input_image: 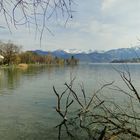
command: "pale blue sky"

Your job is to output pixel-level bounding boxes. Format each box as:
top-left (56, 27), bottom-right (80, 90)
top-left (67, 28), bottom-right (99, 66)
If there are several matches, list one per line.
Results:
top-left (1, 0), bottom-right (140, 51)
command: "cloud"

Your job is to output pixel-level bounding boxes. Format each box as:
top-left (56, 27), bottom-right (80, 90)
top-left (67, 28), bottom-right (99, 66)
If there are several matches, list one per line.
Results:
top-left (1, 0), bottom-right (140, 51)
top-left (101, 0), bottom-right (117, 11)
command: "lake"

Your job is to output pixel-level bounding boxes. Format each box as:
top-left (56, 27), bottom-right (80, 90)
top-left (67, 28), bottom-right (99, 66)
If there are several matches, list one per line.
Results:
top-left (0, 63), bottom-right (140, 140)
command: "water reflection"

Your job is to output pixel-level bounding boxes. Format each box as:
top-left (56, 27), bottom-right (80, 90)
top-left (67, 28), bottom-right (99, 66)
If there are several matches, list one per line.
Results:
top-left (6, 68), bottom-right (21, 90)
top-left (0, 64), bottom-right (140, 139)
top-left (0, 65), bottom-right (79, 140)
top-left (0, 68), bottom-right (21, 91)
top-left (0, 65), bottom-right (78, 93)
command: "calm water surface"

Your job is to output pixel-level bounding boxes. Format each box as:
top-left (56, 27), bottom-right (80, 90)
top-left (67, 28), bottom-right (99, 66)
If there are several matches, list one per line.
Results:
top-left (0, 64), bottom-right (140, 140)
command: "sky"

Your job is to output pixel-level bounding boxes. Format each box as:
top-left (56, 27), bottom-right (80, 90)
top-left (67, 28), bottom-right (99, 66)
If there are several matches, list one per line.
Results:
top-left (1, 0), bottom-right (140, 51)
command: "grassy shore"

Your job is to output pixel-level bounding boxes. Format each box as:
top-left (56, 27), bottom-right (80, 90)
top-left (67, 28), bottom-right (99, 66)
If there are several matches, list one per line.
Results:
top-left (0, 63), bottom-right (66, 69)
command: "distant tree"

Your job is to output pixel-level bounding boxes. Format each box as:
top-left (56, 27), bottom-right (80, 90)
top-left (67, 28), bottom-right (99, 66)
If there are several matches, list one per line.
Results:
top-left (45, 53), bottom-right (54, 64)
top-left (20, 51), bottom-right (38, 64)
top-left (65, 55), bottom-right (78, 65)
top-left (71, 55), bottom-right (74, 60)
top-left (54, 56), bottom-right (59, 65)
top-left (53, 56), bottom-right (64, 65)
top-left (0, 41), bottom-right (21, 65)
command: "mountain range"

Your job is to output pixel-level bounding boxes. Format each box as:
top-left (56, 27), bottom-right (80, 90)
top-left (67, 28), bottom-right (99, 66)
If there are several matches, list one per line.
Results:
top-left (32, 46), bottom-right (140, 63)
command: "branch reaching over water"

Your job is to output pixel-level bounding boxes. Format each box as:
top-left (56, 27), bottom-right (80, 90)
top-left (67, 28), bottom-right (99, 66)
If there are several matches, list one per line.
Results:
top-left (53, 70), bottom-right (140, 140)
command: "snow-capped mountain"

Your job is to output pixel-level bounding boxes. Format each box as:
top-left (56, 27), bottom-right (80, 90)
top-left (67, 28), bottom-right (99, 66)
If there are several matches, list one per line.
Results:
top-left (63, 49), bottom-right (105, 54)
top-left (64, 49), bottom-right (85, 54)
top-left (32, 46), bottom-right (140, 63)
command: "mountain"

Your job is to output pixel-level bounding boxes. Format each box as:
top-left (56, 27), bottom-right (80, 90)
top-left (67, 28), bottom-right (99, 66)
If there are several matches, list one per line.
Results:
top-left (33, 50), bottom-right (49, 55)
top-left (32, 46), bottom-right (140, 63)
top-left (64, 49), bottom-right (85, 54)
top-left (105, 47), bottom-right (140, 60)
top-left (33, 49), bottom-right (71, 59)
top-left (51, 49), bottom-right (71, 58)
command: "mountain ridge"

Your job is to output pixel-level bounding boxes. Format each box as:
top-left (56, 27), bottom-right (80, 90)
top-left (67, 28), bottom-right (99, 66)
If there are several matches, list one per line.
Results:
top-left (31, 46), bottom-right (140, 63)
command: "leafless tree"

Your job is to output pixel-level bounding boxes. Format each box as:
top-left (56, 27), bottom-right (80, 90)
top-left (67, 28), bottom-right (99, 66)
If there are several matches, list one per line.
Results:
top-left (0, 0), bottom-right (75, 42)
top-left (53, 68), bottom-right (140, 140)
top-left (0, 41), bottom-right (21, 65)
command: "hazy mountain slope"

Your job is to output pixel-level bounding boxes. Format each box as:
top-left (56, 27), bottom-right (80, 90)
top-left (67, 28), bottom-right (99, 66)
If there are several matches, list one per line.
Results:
top-left (32, 46), bottom-right (140, 63)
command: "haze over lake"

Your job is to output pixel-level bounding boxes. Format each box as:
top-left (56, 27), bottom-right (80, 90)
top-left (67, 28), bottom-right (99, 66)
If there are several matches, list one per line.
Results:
top-left (0, 64), bottom-right (139, 139)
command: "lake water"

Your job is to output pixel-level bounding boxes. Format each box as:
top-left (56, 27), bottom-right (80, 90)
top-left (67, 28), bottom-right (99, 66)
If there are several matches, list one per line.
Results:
top-left (0, 64), bottom-right (140, 140)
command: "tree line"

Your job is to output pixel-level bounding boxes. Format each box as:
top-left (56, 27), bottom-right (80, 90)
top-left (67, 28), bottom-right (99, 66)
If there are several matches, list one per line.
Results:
top-left (0, 41), bottom-right (78, 66)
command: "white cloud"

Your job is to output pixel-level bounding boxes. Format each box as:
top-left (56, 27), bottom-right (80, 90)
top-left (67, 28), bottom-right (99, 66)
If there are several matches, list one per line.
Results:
top-left (101, 0), bottom-right (117, 11)
top-left (1, 0), bottom-right (140, 51)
